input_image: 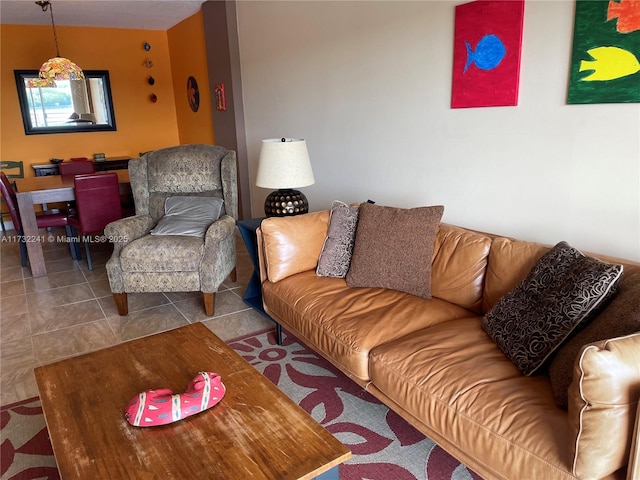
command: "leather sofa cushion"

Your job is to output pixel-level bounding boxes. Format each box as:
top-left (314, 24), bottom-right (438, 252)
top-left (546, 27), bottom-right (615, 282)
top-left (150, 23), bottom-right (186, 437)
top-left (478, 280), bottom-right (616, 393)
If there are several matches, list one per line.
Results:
top-left (369, 319), bottom-right (572, 479)
top-left (568, 333), bottom-right (640, 479)
top-left (482, 236), bottom-right (549, 313)
top-left (261, 210), bottom-right (330, 283)
top-left (431, 224), bottom-right (491, 315)
top-left (261, 271), bottom-right (474, 381)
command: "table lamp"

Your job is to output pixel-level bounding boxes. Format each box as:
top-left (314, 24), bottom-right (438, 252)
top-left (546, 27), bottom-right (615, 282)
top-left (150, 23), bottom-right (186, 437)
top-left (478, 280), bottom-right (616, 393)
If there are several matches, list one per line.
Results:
top-left (256, 138), bottom-right (315, 217)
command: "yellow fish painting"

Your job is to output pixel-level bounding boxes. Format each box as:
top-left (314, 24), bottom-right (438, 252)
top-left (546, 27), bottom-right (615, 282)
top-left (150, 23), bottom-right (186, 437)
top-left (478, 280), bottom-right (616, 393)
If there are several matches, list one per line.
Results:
top-left (579, 46), bottom-right (640, 80)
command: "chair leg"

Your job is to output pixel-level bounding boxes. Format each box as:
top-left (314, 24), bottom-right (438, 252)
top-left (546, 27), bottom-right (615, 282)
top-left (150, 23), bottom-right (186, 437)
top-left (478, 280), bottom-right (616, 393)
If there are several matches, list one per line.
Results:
top-left (113, 292), bottom-right (128, 316)
top-left (69, 226), bottom-right (82, 260)
top-left (19, 236), bottom-right (28, 267)
top-left (203, 292), bottom-right (215, 317)
top-left (84, 241), bottom-right (93, 270)
top-left (64, 225), bottom-right (78, 260)
top-left (230, 267), bottom-right (237, 283)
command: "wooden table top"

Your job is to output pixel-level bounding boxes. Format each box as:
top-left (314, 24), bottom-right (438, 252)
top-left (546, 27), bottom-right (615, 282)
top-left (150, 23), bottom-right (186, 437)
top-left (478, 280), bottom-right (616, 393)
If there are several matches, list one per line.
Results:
top-left (34, 323), bottom-right (350, 479)
top-left (15, 169), bottom-right (129, 193)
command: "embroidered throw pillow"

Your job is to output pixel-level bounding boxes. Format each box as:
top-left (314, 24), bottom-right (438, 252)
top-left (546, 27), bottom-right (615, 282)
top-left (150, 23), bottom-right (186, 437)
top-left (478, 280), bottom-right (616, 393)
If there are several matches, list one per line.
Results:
top-left (316, 201), bottom-right (360, 278)
top-left (346, 203), bottom-right (444, 299)
top-left (481, 241), bottom-right (623, 376)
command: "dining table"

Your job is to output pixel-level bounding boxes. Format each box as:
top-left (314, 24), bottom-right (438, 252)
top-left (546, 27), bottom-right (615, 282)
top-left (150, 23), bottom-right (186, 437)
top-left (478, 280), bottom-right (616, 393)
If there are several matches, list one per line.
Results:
top-left (15, 170), bottom-right (130, 278)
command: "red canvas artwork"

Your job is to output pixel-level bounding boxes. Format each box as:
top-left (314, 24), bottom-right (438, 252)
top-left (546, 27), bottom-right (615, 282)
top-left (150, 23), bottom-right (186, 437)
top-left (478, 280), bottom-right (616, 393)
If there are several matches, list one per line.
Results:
top-left (451, 0), bottom-right (525, 108)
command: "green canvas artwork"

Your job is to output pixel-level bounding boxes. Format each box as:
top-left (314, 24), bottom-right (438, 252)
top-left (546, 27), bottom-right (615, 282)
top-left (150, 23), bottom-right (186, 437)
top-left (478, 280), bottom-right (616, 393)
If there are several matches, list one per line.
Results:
top-left (567, 0), bottom-right (640, 104)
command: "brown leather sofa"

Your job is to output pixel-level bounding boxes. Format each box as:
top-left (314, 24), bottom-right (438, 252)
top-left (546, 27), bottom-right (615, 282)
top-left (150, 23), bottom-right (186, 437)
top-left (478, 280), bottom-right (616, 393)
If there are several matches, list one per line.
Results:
top-left (255, 209), bottom-right (640, 480)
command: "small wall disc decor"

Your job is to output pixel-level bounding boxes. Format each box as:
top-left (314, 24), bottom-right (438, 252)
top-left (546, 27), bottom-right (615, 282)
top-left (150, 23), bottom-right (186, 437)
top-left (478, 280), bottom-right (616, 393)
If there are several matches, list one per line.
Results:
top-left (187, 76), bottom-right (200, 112)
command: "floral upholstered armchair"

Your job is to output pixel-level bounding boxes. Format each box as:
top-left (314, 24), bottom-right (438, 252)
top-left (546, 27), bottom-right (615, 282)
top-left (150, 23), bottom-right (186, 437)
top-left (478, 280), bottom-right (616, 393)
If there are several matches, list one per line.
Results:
top-left (104, 144), bottom-right (238, 317)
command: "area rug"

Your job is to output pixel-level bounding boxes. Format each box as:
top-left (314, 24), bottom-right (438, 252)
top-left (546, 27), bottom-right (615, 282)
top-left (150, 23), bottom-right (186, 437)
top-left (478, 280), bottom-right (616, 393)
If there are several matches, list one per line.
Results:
top-left (1, 328), bottom-right (482, 480)
top-left (228, 329), bottom-right (482, 480)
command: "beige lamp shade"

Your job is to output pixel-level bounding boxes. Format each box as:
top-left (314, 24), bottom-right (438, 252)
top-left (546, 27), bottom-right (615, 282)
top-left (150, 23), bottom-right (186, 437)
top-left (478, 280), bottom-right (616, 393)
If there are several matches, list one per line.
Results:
top-left (256, 138), bottom-right (315, 189)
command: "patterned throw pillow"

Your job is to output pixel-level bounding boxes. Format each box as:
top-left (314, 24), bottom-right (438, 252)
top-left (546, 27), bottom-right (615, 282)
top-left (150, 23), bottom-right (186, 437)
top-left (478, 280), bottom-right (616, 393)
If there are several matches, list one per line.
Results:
top-left (548, 271), bottom-right (640, 409)
top-left (346, 203), bottom-right (444, 299)
top-left (316, 201), bottom-right (360, 278)
top-left (481, 241), bottom-right (623, 376)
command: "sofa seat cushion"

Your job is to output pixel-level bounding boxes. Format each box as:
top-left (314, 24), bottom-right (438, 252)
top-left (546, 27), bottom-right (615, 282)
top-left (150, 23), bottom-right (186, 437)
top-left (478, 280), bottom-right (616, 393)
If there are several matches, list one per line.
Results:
top-left (120, 234), bottom-right (204, 273)
top-left (369, 319), bottom-right (573, 480)
top-left (262, 271), bottom-right (474, 381)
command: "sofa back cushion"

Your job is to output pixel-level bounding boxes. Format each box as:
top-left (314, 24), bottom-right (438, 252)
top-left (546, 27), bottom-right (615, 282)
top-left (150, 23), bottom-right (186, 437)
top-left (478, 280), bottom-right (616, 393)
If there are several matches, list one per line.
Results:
top-left (261, 210), bottom-right (330, 283)
top-left (482, 236), bottom-right (549, 314)
top-left (567, 333), bottom-right (640, 479)
top-left (430, 224), bottom-right (492, 314)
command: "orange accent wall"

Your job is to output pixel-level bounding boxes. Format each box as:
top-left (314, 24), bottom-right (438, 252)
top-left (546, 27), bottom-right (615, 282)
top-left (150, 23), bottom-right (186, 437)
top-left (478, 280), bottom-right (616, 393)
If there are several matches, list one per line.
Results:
top-left (0, 24), bottom-right (184, 176)
top-left (168, 11), bottom-right (215, 145)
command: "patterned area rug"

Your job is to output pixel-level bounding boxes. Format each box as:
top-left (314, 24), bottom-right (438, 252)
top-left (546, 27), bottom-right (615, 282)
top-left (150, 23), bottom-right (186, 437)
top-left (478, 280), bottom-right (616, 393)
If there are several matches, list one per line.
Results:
top-left (229, 329), bottom-right (482, 480)
top-left (1, 329), bottom-right (482, 480)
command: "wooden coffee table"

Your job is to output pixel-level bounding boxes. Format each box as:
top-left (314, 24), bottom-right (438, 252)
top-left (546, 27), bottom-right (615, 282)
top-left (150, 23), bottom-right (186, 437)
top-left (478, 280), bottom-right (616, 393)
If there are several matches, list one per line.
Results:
top-left (34, 323), bottom-right (350, 479)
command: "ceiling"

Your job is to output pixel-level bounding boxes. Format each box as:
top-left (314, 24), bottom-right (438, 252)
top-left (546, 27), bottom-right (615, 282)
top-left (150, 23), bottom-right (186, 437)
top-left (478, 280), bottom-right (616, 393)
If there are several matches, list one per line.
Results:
top-left (0, 0), bottom-right (208, 30)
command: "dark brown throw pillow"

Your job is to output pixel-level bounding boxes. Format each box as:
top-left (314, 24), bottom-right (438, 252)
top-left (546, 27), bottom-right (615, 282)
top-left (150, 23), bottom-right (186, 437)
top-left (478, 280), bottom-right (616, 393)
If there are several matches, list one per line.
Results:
top-left (548, 271), bottom-right (640, 409)
top-left (345, 203), bottom-right (444, 299)
top-left (482, 241), bottom-right (623, 376)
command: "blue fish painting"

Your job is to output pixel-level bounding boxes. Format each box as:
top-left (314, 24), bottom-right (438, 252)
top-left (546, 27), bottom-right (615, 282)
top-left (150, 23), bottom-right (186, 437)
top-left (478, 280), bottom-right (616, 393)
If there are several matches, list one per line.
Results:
top-left (464, 34), bottom-right (507, 73)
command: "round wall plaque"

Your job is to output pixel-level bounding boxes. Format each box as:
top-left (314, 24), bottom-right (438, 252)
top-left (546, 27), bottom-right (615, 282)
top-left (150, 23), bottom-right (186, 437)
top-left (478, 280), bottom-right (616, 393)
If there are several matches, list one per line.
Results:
top-left (187, 76), bottom-right (200, 112)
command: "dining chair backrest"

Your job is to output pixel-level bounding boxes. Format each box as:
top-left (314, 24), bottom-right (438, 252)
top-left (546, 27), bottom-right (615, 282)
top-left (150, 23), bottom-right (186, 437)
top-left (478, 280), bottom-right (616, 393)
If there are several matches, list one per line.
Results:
top-left (59, 161), bottom-right (96, 177)
top-left (0, 161), bottom-right (25, 179)
top-left (73, 173), bottom-right (122, 234)
top-left (0, 172), bottom-right (22, 231)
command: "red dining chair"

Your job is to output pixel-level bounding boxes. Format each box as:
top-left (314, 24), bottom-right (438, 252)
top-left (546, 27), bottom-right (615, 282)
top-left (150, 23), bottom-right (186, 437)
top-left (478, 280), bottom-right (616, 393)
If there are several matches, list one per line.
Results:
top-left (59, 160), bottom-right (95, 177)
top-left (68, 173), bottom-right (122, 270)
top-left (0, 172), bottom-right (76, 267)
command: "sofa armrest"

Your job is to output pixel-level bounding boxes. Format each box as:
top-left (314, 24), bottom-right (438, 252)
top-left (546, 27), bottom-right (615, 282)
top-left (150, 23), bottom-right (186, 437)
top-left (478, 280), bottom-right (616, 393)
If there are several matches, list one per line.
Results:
top-left (105, 214), bottom-right (154, 254)
top-left (628, 401), bottom-right (640, 480)
top-left (257, 226), bottom-right (268, 284)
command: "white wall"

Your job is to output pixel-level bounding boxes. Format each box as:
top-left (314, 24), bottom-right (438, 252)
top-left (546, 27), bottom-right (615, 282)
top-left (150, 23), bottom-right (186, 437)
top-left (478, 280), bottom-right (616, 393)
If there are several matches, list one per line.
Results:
top-left (236, 0), bottom-right (640, 261)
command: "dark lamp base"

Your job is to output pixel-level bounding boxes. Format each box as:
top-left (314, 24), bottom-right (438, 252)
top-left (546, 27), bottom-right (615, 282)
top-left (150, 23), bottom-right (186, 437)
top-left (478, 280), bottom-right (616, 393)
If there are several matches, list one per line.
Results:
top-left (264, 189), bottom-right (309, 217)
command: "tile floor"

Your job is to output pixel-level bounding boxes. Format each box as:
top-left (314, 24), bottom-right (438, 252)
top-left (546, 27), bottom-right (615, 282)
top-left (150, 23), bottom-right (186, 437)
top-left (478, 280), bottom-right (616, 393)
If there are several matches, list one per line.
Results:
top-left (0, 227), bottom-right (273, 405)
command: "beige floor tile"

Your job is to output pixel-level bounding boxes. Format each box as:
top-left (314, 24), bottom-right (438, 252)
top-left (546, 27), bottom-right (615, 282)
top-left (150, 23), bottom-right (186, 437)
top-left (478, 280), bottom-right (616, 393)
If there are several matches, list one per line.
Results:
top-left (106, 304), bottom-right (190, 342)
top-left (26, 283), bottom-right (95, 311)
top-left (35, 257), bottom-right (80, 275)
top-left (0, 312), bottom-right (31, 343)
top-left (173, 289), bottom-right (249, 322)
top-left (1, 266), bottom-right (24, 283)
top-left (1, 294), bottom-right (28, 318)
top-left (32, 320), bottom-right (118, 365)
top-left (24, 269), bottom-right (87, 293)
top-left (88, 278), bottom-right (113, 298)
top-left (1, 279), bottom-right (25, 298)
top-left (203, 309), bottom-right (275, 341)
top-left (98, 292), bottom-right (171, 317)
top-left (1, 335), bottom-right (35, 370)
top-left (29, 299), bottom-right (106, 335)
top-left (1, 366), bottom-right (38, 405)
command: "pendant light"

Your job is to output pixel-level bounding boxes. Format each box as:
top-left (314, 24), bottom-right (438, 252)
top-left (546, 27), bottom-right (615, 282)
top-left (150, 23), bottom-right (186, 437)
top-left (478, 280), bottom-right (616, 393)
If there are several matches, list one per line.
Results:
top-left (34, 0), bottom-right (84, 85)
